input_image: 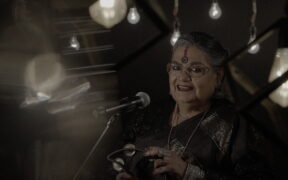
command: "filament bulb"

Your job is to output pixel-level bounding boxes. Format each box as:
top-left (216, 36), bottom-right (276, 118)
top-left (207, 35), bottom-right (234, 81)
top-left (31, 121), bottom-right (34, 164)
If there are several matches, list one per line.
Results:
top-left (248, 35), bottom-right (260, 54)
top-left (248, 43), bottom-right (260, 54)
top-left (209, 2), bottom-right (222, 19)
top-left (127, 7), bottom-right (140, 24)
top-left (70, 35), bottom-right (80, 50)
top-left (170, 29), bottom-right (180, 46)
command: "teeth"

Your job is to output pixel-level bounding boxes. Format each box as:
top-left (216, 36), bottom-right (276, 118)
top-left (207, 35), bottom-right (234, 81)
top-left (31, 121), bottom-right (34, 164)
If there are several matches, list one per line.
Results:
top-left (177, 85), bottom-right (192, 90)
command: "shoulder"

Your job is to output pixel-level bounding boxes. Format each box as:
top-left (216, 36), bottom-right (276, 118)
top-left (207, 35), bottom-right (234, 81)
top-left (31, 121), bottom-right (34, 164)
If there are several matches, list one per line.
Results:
top-left (200, 98), bottom-right (239, 154)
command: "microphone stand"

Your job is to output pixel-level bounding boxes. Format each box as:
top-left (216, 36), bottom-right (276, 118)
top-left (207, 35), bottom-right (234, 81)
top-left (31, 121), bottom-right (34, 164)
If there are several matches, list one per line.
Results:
top-left (72, 113), bottom-right (120, 180)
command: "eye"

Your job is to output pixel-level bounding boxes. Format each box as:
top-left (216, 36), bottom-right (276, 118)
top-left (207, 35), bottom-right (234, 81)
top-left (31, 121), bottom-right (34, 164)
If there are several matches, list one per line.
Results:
top-left (171, 64), bottom-right (181, 71)
top-left (190, 66), bottom-right (205, 74)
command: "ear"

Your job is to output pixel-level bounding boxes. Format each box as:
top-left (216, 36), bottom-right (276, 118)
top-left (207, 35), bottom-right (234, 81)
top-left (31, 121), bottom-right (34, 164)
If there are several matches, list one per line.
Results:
top-left (166, 63), bottom-right (171, 73)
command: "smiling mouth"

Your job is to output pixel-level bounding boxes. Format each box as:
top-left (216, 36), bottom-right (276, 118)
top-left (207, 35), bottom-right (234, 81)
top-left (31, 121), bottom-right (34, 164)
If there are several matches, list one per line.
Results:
top-left (177, 85), bottom-right (193, 91)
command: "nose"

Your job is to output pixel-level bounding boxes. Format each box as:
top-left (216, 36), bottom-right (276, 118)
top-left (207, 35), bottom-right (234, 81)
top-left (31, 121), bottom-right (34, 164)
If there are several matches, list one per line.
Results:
top-left (178, 70), bottom-right (191, 81)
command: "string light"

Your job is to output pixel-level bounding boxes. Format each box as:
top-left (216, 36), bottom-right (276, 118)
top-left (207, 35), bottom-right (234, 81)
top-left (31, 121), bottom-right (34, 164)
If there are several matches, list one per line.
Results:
top-left (70, 35), bottom-right (80, 50)
top-left (170, 0), bottom-right (181, 46)
top-left (127, 7), bottom-right (140, 24)
top-left (248, 0), bottom-right (260, 54)
top-left (209, 0), bottom-right (222, 20)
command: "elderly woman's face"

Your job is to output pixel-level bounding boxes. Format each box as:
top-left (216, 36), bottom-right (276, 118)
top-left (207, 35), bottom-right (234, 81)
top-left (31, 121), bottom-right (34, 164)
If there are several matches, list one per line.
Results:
top-left (168, 45), bottom-right (222, 106)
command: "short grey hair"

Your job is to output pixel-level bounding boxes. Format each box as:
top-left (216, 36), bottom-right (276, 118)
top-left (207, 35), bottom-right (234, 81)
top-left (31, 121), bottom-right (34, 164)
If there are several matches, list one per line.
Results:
top-left (173, 32), bottom-right (228, 67)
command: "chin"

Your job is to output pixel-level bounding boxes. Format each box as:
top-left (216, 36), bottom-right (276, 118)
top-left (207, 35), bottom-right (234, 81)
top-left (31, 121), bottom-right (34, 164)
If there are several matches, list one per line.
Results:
top-left (175, 96), bottom-right (197, 104)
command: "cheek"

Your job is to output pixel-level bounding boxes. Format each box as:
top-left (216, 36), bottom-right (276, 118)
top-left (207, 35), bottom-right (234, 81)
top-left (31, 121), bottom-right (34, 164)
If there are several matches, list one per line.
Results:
top-left (194, 76), bottom-right (217, 95)
top-left (168, 74), bottom-right (176, 88)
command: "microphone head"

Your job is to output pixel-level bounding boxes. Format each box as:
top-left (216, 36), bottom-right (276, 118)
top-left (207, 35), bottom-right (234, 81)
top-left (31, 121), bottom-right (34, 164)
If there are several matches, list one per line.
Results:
top-left (136, 92), bottom-right (150, 109)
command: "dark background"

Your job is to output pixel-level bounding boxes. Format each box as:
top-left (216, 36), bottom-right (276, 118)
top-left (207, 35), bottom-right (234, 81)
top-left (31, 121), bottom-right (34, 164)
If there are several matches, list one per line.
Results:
top-left (0, 0), bottom-right (288, 179)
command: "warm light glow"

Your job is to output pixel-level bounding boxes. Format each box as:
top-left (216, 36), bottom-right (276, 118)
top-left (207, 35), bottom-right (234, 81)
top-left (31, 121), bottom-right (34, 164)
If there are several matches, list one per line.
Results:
top-left (70, 35), bottom-right (80, 50)
top-left (36, 92), bottom-right (51, 101)
top-left (170, 29), bottom-right (180, 46)
top-left (268, 48), bottom-right (288, 107)
top-left (24, 53), bottom-right (65, 105)
top-left (209, 2), bottom-right (222, 19)
top-left (127, 7), bottom-right (140, 24)
top-left (248, 43), bottom-right (260, 54)
top-left (99, 0), bottom-right (116, 8)
top-left (89, 0), bottom-right (127, 28)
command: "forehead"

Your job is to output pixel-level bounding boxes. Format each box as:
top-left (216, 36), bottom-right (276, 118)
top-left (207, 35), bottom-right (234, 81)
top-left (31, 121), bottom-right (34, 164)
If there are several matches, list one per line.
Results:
top-left (172, 45), bottom-right (211, 65)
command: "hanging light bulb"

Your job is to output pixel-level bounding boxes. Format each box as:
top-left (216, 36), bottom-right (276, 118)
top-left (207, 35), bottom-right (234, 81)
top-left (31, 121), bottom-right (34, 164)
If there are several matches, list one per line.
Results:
top-left (70, 35), bottom-right (80, 50)
top-left (127, 7), bottom-right (140, 24)
top-left (209, 1), bottom-right (222, 19)
top-left (171, 0), bottom-right (181, 46)
top-left (268, 48), bottom-right (288, 107)
top-left (170, 29), bottom-right (180, 46)
top-left (23, 53), bottom-right (65, 106)
top-left (89, 0), bottom-right (127, 28)
top-left (248, 0), bottom-right (259, 54)
top-left (248, 36), bottom-right (260, 54)
top-left (248, 43), bottom-right (260, 54)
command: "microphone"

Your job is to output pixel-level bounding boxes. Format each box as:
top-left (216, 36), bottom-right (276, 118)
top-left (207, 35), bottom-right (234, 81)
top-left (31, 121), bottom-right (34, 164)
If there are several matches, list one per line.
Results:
top-left (95, 92), bottom-right (150, 115)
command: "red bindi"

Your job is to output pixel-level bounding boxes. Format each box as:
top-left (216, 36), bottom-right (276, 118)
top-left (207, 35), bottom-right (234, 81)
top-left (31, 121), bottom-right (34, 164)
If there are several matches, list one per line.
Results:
top-left (181, 46), bottom-right (189, 63)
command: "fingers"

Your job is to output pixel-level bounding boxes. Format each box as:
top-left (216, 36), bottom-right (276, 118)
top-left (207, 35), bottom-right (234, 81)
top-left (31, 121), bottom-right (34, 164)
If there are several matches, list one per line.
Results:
top-left (154, 159), bottom-right (167, 168)
top-left (153, 165), bottom-right (172, 174)
top-left (143, 146), bottom-right (187, 176)
top-left (144, 147), bottom-right (172, 157)
top-left (143, 146), bottom-right (161, 157)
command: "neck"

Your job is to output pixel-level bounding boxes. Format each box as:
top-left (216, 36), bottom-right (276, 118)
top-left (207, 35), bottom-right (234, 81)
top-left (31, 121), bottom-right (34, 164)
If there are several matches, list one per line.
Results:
top-left (171, 101), bottom-right (211, 127)
top-left (177, 101), bottom-right (210, 119)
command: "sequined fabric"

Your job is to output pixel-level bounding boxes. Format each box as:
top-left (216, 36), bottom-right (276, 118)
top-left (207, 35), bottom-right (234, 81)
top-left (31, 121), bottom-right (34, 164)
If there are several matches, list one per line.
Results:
top-left (200, 112), bottom-right (234, 154)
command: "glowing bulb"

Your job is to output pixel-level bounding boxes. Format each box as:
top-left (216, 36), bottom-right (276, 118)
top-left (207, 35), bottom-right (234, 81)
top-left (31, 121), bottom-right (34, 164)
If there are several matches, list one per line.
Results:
top-left (170, 30), bottom-right (180, 46)
top-left (99, 0), bottom-right (116, 8)
top-left (127, 7), bottom-right (140, 24)
top-left (276, 71), bottom-right (282, 77)
top-left (248, 43), bottom-right (260, 54)
top-left (70, 35), bottom-right (80, 50)
top-left (268, 48), bottom-right (288, 107)
top-left (209, 2), bottom-right (222, 19)
top-left (89, 0), bottom-right (127, 28)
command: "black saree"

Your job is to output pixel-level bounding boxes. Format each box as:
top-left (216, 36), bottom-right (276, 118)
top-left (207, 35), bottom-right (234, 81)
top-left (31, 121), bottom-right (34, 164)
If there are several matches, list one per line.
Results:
top-left (121, 97), bottom-right (273, 180)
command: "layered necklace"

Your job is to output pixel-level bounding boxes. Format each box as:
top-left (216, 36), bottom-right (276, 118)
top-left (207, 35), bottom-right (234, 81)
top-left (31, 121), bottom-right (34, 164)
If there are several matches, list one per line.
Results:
top-left (167, 104), bottom-right (210, 153)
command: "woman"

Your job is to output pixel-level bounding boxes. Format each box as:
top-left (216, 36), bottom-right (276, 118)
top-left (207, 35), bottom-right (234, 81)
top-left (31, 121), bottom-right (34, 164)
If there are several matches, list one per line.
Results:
top-left (117, 32), bottom-right (271, 180)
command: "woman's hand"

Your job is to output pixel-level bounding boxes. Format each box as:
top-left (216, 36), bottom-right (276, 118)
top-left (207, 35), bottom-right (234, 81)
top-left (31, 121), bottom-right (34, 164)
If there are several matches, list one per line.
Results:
top-left (144, 146), bottom-right (187, 178)
top-left (116, 172), bottom-right (139, 180)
